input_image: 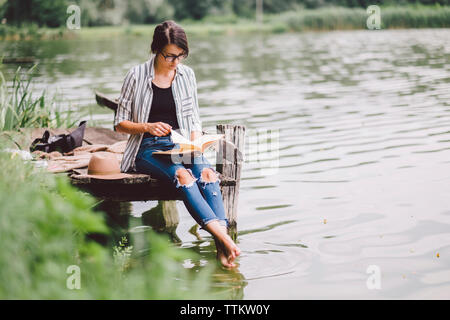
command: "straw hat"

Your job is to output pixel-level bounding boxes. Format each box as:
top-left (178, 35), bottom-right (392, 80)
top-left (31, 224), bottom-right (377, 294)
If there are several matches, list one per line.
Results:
top-left (80, 152), bottom-right (133, 180)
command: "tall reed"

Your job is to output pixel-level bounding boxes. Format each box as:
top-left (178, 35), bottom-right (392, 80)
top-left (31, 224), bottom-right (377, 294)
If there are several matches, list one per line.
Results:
top-left (272, 6), bottom-right (450, 31)
top-left (0, 63), bottom-right (79, 131)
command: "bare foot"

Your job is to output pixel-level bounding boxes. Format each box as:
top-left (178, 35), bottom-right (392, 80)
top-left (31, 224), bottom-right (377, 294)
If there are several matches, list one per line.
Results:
top-left (215, 228), bottom-right (241, 268)
top-left (205, 221), bottom-right (241, 268)
top-left (214, 238), bottom-right (236, 268)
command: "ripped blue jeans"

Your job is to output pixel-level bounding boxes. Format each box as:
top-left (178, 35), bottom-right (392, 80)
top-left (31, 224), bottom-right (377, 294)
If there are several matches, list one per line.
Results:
top-left (135, 133), bottom-right (228, 229)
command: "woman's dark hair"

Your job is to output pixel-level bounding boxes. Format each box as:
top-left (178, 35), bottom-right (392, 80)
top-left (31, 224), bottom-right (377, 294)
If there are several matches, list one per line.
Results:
top-left (150, 20), bottom-right (189, 57)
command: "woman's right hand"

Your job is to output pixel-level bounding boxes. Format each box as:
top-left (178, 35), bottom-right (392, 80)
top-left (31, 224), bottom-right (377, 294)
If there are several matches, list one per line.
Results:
top-left (143, 122), bottom-right (172, 136)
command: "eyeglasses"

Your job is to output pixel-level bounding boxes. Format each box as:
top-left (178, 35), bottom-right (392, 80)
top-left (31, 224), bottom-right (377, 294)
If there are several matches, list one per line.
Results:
top-left (160, 51), bottom-right (187, 63)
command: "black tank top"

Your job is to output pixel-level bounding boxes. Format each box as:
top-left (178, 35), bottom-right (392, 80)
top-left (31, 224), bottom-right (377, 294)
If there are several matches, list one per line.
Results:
top-left (143, 81), bottom-right (180, 139)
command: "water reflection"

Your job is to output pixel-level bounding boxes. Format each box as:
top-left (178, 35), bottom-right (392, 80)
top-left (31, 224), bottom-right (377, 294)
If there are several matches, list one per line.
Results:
top-left (91, 200), bottom-right (132, 247)
top-left (97, 199), bottom-right (248, 299)
top-left (182, 239), bottom-right (248, 300)
top-left (140, 201), bottom-right (181, 244)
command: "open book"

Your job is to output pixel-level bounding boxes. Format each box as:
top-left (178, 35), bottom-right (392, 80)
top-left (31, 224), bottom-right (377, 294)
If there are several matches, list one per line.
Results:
top-left (152, 129), bottom-right (225, 156)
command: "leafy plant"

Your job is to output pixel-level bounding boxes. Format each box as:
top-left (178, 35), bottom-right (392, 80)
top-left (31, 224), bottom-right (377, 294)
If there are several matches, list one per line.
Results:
top-left (113, 236), bottom-right (134, 273)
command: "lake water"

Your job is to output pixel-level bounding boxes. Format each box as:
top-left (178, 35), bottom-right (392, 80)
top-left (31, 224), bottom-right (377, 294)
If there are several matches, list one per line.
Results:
top-left (2, 28), bottom-right (450, 299)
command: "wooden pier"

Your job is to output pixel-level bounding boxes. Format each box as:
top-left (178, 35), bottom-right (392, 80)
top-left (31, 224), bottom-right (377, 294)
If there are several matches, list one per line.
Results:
top-left (68, 92), bottom-right (245, 239)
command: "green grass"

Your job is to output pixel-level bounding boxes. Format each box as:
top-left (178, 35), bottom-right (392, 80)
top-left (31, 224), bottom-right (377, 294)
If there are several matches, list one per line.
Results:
top-left (0, 132), bottom-right (217, 299)
top-left (0, 23), bottom-right (67, 40)
top-left (0, 64), bottom-right (81, 131)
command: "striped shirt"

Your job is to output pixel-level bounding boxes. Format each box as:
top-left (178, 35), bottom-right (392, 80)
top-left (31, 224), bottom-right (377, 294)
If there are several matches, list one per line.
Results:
top-left (114, 54), bottom-right (203, 173)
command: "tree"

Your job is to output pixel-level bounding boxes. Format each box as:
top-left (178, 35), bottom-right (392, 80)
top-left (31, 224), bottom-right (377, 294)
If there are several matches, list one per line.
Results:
top-left (2, 0), bottom-right (68, 27)
top-left (168, 0), bottom-right (215, 20)
top-left (126, 0), bottom-right (174, 24)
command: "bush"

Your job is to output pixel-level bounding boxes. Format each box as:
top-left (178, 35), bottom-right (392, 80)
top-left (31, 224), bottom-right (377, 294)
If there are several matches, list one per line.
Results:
top-left (0, 133), bottom-right (215, 299)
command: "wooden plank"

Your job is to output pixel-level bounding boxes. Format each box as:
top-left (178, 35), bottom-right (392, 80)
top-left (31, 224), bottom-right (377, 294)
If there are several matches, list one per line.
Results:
top-left (72, 181), bottom-right (182, 201)
top-left (95, 91), bottom-right (118, 111)
top-left (2, 57), bottom-right (35, 64)
top-left (70, 179), bottom-right (236, 201)
top-left (216, 124), bottom-right (245, 240)
top-left (69, 168), bottom-right (235, 185)
top-left (69, 170), bottom-right (236, 202)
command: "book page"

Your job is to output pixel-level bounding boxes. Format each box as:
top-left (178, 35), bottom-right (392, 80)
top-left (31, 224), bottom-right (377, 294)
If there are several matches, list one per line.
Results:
top-left (170, 129), bottom-right (193, 146)
top-left (193, 134), bottom-right (225, 148)
top-left (168, 130), bottom-right (224, 152)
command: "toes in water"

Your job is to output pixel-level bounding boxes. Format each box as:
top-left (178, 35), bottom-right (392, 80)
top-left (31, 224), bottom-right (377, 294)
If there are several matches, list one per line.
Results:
top-left (215, 238), bottom-right (237, 268)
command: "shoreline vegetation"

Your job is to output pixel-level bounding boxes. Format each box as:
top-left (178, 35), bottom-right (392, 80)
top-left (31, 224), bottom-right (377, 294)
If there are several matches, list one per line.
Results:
top-left (0, 64), bottom-right (218, 299)
top-left (0, 65), bottom-right (81, 131)
top-left (0, 5), bottom-right (449, 40)
top-left (0, 137), bottom-right (216, 298)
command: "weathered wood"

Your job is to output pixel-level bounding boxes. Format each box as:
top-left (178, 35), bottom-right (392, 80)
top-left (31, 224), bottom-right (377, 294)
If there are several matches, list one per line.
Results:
top-left (216, 124), bottom-right (245, 240)
top-left (2, 56), bottom-right (35, 64)
top-left (95, 91), bottom-right (118, 112)
top-left (129, 200), bottom-right (181, 255)
top-left (141, 201), bottom-right (181, 243)
top-left (161, 201), bottom-right (179, 230)
top-left (70, 168), bottom-right (235, 185)
top-left (69, 169), bottom-right (236, 202)
top-left (215, 138), bottom-right (243, 164)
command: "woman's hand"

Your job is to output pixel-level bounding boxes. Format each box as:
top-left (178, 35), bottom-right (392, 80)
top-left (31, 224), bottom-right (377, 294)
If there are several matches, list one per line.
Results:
top-left (143, 122), bottom-right (172, 136)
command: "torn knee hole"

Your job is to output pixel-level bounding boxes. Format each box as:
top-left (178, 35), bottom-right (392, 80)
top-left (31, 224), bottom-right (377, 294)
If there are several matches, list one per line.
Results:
top-left (200, 167), bottom-right (218, 183)
top-left (174, 168), bottom-right (197, 188)
top-left (199, 168), bottom-right (221, 189)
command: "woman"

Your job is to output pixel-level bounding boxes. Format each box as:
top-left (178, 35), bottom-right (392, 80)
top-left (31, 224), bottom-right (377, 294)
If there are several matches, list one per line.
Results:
top-left (114, 20), bottom-right (241, 268)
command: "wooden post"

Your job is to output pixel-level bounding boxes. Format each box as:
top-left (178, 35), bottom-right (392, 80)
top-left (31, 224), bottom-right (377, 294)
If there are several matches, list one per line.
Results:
top-left (91, 199), bottom-right (132, 247)
top-left (216, 124), bottom-right (245, 240)
top-left (141, 200), bottom-right (181, 243)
